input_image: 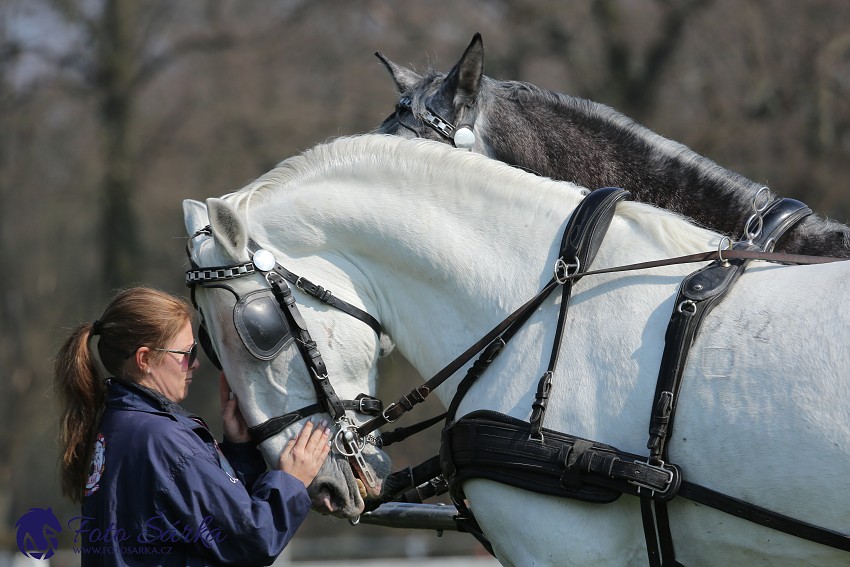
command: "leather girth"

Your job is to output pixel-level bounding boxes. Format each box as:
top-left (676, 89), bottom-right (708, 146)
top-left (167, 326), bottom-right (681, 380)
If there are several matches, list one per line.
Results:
top-left (441, 410), bottom-right (681, 503)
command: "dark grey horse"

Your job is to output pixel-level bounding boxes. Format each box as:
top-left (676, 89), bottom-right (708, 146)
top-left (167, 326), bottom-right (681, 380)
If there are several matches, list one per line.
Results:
top-left (375, 34), bottom-right (850, 258)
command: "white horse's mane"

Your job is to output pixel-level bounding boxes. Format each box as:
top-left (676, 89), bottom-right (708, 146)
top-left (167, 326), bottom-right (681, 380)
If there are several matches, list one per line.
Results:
top-left (225, 135), bottom-right (718, 257)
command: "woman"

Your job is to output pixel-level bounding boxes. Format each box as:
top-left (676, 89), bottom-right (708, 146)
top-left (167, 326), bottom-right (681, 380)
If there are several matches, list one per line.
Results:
top-left (56, 287), bottom-right (328, 566)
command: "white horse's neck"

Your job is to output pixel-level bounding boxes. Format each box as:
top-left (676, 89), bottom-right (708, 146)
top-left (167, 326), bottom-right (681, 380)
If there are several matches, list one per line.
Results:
top-left (234, 135), bottom-right (716, 439)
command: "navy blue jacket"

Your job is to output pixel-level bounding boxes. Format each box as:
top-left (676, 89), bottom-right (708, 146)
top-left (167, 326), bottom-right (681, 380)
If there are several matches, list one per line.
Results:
top-left (77, 379), bottom-right (311, 566)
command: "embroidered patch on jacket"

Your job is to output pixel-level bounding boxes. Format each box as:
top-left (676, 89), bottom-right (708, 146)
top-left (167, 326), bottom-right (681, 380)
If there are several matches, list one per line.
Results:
top-left (84, 433), bottom-right (106, 497)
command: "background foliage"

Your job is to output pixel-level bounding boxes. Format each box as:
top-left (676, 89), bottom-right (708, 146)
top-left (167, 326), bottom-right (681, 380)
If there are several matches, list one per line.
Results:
top-left (1, 0), bottom-right (848, 559)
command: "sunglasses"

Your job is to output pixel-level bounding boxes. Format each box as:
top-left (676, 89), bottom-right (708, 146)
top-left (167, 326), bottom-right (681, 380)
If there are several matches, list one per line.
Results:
top-left (154, 340), bottom-right (198, 371)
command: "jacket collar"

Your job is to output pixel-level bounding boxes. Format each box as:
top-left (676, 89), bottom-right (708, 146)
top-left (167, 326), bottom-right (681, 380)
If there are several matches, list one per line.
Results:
top-left (106, 378), bottom-right (200, 424)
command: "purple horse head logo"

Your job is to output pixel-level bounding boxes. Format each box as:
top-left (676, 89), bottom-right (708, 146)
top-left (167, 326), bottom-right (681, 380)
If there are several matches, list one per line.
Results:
top-left (15, 507), bottom-right (62, 559)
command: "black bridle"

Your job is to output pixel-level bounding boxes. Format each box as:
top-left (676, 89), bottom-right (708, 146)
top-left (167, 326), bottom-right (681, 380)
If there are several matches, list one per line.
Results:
top-left (394, 96), bottom-right (476, 150)
top-left (185, 227), bottom-right (385, 492)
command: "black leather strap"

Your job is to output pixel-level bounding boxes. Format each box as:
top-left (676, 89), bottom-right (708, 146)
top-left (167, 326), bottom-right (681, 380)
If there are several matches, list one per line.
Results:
top-left (272, 263), bottom-right (383, 337)
top-left (679, 481), bottom-right (850, 551)
top-left (266, 271), bottom-right (344, 421)
top-left (529, 188), bottom-right (630, 439)
top-left (248, 396), bottom-right (383, 443)
top-left (358, 188), bottom-right (630, 439)
top-left (643, 198), bottom-right (814, 565)
top-left (247, 237), bottom-right (383, 336)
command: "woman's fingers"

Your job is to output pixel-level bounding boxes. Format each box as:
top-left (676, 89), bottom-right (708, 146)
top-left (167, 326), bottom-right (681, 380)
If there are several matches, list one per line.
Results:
top-left (279, 420), bottom-right (332, 487)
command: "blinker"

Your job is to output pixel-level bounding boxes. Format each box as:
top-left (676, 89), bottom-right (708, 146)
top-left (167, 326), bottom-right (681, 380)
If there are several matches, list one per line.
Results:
top-left (198, 323), bottom-right (223, 370)
top-left (234, 290), bottom-right (293, 360)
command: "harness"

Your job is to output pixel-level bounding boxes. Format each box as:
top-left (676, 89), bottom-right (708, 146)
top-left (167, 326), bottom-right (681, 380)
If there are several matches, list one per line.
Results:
top-left (439, 191), bottom-right (850, 563)
top-left (395, 96), bottom-right (476, 150)
top-left (367, 188), bottom-right (848, 562)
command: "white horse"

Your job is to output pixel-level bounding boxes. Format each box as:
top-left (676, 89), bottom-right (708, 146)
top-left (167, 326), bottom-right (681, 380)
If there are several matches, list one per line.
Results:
top-left (183, 134), bottom-right (850, 566)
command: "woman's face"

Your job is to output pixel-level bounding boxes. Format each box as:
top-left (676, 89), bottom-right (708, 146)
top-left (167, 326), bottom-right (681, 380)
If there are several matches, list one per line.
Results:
top-left (142, 320), bottom-right (199, 403)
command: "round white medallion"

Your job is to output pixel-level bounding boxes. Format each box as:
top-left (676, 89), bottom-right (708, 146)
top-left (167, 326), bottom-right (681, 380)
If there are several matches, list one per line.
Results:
top-left (453, 126), bottom-right (476, 150)
top-left (252, 249), bottom-right (276, 271)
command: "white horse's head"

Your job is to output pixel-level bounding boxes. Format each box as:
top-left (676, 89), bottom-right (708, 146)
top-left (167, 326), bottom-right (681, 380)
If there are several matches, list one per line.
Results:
top-left (183, 196), bottom-right (392, 518)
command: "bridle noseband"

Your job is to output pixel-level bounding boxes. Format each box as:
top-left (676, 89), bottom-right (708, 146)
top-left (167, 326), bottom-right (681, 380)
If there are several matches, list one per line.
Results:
top-left (185, 227), bottom-right (384, 492)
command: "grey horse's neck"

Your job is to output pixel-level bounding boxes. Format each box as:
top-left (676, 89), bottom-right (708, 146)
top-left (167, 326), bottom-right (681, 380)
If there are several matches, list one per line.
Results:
top-left (480, 80), bottom-right (850, 257)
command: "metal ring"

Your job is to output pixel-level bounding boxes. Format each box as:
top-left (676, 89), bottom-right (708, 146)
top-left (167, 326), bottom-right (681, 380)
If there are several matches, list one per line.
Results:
top-left (717, 236), bottom-right (732, 263)
top-left (333, 425), bottom-right (365, 456)
top-left (677, 300), bottom-right (697, 315)
top-left (763, 238), bottom-right (777, 253)
top-left (554, 257), bottom-right (580, 285)
top-left (743, 212), bottom-right (764, 242)
top-left (752, 186), bottom-right (771, 213)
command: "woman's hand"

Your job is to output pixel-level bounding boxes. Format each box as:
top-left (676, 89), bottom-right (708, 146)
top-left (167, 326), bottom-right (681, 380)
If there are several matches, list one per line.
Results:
top-left (220, 373), bottom-right (251, 443)
top-left (278, 420), bottom-right (331, 488)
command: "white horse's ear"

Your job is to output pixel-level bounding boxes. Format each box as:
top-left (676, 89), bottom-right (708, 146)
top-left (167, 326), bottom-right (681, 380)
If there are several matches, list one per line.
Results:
top-left (207, 198), bottom-right (248, 261)
top-left (376, 51), bottom-right (422, 93)
top-left (183, 199), bottom-right (210, 236)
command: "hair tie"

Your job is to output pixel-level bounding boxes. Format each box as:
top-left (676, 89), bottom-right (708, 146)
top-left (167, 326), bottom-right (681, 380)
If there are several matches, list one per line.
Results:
top-left (91, 320), bottom-right (103, 336)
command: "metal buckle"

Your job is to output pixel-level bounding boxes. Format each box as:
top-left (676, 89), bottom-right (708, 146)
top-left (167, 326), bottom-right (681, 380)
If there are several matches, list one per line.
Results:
top-left (381, 402), bottom-right (400, 423)
top-left (483, 338), bottom-right (506, 363)
top-left (310, 367), bottom-right (329, 382)
top-left (629, 461), bottom-right (675, 497)
top-left (357, 396), bottom-right (380, 414)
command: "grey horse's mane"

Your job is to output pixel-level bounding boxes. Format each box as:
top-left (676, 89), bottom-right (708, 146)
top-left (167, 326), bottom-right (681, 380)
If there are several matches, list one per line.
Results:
top-left (493, 78), bottom-right (761, 201)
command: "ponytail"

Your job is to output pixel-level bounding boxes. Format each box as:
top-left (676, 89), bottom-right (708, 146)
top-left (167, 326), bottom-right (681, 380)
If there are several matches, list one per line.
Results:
top-left (56, 323), bottom-right (105, 502)
top-left (55, 287), bottom-right (192, 502)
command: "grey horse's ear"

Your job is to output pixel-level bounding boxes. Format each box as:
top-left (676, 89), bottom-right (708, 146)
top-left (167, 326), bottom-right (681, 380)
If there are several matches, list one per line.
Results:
top-left (445, 33), bottom-right (484, 106)
top-left (376, 51), bottom-right (423, 93)
top-left (207, 198), bottom-right (248, 262)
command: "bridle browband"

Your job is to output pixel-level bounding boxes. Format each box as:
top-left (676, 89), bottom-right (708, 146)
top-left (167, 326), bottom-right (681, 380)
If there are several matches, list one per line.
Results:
top-left (395, 96), bottom-right (476, 150)
top-left (185, 227), bottom-right (385, 492)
